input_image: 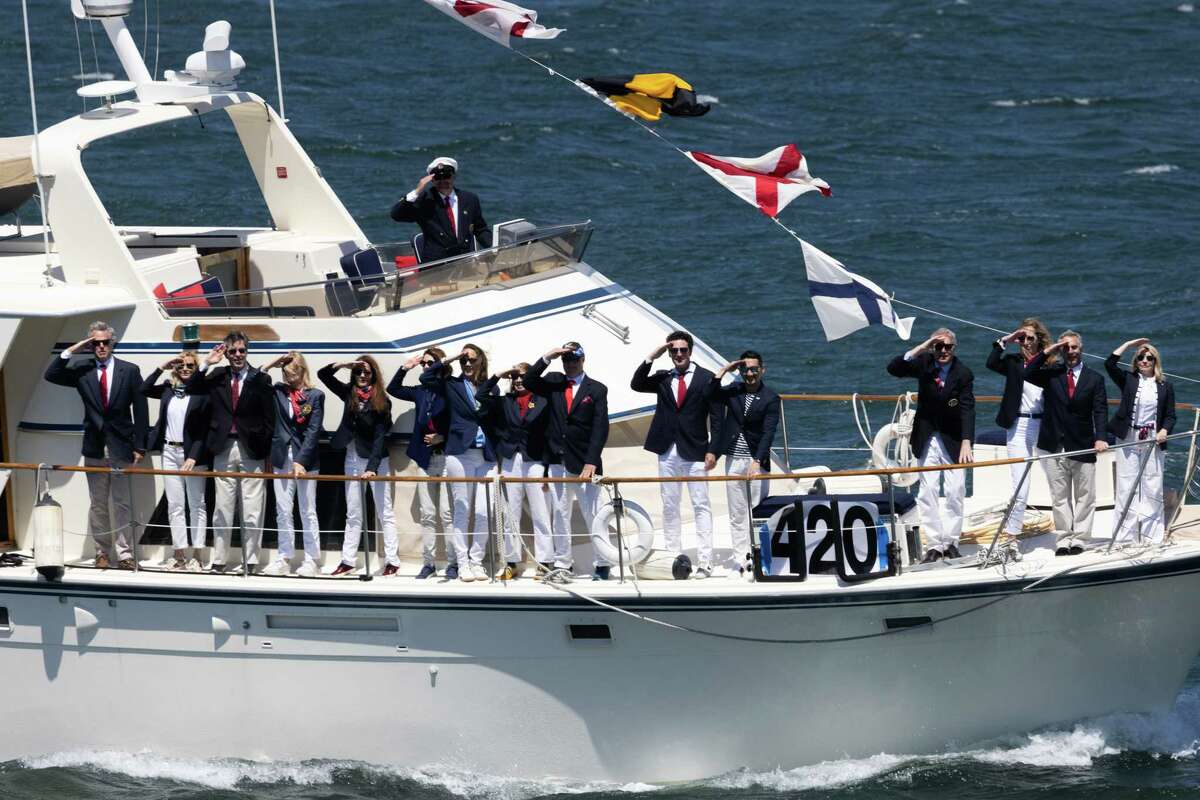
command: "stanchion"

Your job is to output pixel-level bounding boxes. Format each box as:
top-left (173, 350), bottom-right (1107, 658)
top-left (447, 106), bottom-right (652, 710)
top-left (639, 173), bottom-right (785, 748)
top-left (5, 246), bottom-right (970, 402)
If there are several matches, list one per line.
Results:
top-left (1107, 441), bottom-right (1155, 553)
top-left (982, 461), bottom-right (1033, 567)
top-left (613, 483), bottom-right (625, 583)
top-left (886, 471), bottom-right (901, 574)
top-left (485, 481), bottom-right (496, 583)
top-left (124, 463), bottom-right (140, 572)
top-left (359, 477), bottom-right (373, 581)
top-left (778, 398), bottom-right (791, 471)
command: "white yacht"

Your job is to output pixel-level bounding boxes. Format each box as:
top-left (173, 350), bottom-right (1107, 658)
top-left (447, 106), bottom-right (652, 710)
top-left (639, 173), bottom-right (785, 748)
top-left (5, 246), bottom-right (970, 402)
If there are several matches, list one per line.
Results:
top-left (2, 0), bottom-right (1200, 783)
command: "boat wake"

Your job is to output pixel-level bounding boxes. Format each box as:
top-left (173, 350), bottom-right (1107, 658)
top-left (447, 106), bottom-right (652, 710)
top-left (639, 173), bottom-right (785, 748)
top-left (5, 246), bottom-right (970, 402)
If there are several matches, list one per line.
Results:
top-left (11, 686), bottom-right (1200, 795)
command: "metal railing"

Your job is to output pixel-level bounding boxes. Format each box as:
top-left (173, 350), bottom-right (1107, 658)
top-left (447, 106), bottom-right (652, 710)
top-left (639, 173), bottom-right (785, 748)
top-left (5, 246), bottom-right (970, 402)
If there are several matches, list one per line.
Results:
top-left (4, 426), bottom-right (1197, 585)
top-left (154, 222), bottom-right (593, 320)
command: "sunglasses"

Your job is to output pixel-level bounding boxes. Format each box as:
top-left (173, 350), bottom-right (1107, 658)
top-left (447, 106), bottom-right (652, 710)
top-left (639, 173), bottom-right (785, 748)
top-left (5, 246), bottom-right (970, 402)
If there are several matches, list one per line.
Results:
top-left (420, 359), bottom-right (436, 367)
top-left (226, 347), bottom-right (247, 355)
top-left (354, 370), bottom-right (374, 378)
top-left (461, 357), bottom-right (478, 364)
top-left (1137, 353), bottom-right (1156, 363)
top-left (739, 366), bottom-right (761, 374)
top-left (668, 347), bottom-right (690, 355)
top-left (1012, 334), bottom-right (1028, 343)
top-left (177, 364), bottom-right (196, 371)
top-left (93, 339), bottom-right (113, 347)
top-left (932, 343), bottom-right (955, 352)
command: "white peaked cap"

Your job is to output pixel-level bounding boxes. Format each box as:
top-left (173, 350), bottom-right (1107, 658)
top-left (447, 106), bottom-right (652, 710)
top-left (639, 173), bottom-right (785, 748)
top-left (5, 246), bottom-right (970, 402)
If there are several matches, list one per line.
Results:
top-left (427, 156), bottom-right (459, 173)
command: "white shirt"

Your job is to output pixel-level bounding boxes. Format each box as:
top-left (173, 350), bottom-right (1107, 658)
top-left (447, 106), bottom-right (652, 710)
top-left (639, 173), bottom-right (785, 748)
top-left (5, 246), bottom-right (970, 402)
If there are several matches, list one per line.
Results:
top-left (405, 188), bottom-right (458, 234)
top-left (1067, 362), bottom-right (1083, 385)
top-left (1133, 375), bottom-right (1159, 428)
top-left (1019, 380), bottom-right (1044, 415)
top-left (165, 393), bottom-right (189, 443)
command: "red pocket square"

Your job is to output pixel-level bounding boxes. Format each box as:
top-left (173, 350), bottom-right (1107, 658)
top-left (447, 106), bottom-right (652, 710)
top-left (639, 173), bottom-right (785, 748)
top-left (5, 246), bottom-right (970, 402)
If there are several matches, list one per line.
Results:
top-left (581, 396), bottom-right (593, 404)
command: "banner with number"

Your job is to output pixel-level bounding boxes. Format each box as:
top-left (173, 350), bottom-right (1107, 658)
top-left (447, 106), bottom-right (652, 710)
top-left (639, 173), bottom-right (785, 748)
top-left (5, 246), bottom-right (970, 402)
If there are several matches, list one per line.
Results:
top-left (756, 498), bottom-right (892, 582)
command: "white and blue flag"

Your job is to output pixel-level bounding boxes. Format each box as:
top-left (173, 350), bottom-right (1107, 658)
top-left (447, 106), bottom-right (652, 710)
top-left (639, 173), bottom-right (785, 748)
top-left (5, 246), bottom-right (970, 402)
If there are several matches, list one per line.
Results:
top-left (802, 239), bottom-right (914, 342)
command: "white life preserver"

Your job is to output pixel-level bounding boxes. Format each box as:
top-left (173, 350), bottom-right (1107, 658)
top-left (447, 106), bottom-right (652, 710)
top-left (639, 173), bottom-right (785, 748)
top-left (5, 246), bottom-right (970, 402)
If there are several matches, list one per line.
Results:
top-left (871, 409), bottom-right (919, 488)
top-left (590, 499), bottom-right (655, 566)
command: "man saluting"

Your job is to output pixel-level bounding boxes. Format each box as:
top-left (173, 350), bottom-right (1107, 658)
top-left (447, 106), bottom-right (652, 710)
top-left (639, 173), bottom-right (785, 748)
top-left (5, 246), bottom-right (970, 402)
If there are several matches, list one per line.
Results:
top-left (887, 327), bottom-right (975, 564)
top-left (44, 321), bottom-right (148, 570)
top-left (390, 156), bottom-right (491, 262)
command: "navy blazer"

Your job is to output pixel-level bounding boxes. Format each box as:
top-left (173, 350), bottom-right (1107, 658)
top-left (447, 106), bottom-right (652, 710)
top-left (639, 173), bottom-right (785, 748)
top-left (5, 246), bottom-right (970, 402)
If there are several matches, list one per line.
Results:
top-left (1023, 352), bottom-right (1107, 463)
top-left (630, 361), bottom-right (720, 463)
top-left (186, 365), bottom-right (275, 460)
top-left (477, 375), bottom-right (550, 462)
top-left (319, 365), bottom-right (392, 473)
top-left (986, 342), bottom-right (1040, 430)
top-left (140, 369), bottom-right (212, 464)
top-left (44, 354), bottom-right (149, 462)
top-left (524, 358), bottom-right (609, 474)
top-left (269, 385), bottom-right (325, 470)
top-left (705, 379), bottom-right (781, 470)
top-left (418, 363), bottom-right (497, 461)
top-left (1105, 354), bottom-right (1176, 449)
top-left (886, 353), bottom-right (976, 459)
top-left (390, 186), bottom-right (492, 262)
top-left (386, 365), bottom-right (448, 470)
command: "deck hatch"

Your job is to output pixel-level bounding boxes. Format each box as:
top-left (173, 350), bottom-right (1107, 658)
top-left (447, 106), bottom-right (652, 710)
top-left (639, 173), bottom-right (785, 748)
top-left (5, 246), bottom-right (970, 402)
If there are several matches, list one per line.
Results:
top-left (265, 614), bottom-right (398, 632)
top-left (568, 624), bottom-right (612, 640)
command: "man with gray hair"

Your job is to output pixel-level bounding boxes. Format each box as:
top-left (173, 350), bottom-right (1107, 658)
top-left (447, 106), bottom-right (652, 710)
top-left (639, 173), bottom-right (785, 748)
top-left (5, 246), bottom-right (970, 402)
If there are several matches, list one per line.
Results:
top-left (1023, 330), bottom-right (1108, 554)
top-left (888, 327), bottom-right (976, 563)
top-left (44, 321), bottom-right (148, 569)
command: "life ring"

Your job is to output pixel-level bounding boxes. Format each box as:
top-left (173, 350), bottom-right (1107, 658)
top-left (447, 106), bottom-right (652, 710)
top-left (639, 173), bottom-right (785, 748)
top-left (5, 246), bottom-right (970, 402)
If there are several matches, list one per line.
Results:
top-left (871, 410), bottom-right (919, 488)
top-left (590, 499), bottom-right (655, 566)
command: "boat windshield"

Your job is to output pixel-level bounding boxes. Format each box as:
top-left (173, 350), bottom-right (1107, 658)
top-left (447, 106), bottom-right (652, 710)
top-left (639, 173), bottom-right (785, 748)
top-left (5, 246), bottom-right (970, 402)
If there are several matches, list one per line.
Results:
top-left (155, 221), bottom-right (593, 319)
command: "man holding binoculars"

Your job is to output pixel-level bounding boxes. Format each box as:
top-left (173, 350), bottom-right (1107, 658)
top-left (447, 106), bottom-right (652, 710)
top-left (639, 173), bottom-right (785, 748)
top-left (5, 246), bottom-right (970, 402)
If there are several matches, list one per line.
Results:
top-left (390, 156), bottom-right (492, 262)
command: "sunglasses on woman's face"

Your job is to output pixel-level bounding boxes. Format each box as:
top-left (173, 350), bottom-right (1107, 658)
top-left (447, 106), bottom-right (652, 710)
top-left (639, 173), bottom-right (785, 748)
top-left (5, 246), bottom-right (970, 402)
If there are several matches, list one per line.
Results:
top-left (1137, 353), bottom-right (1156, 363)
top-left (177, 364), bottom-right (196, 372)
top-left (355, 370), bottom-right (373, 378)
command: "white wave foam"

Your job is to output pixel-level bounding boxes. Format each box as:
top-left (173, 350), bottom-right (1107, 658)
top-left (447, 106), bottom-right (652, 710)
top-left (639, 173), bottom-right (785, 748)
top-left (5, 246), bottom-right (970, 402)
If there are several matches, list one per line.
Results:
top-left (696, 94), bottom-right (720, 105)
top-left (1178, 3), bottom-right (1194, 12)
top-left (72, 71), bottom-right (114, 80)
top-left (708, 753), bottom-right (909, 792)
top-left (1126, 164), bottom-right (1179, 175)
top-left (21, 750), bottom-right (345, 790)
top-left (18, 750), bottom-right (657, 797)
top-left (969, 727), bottom-right (1117, 768)
top-left (991, 96), bottom-right (1098, 107)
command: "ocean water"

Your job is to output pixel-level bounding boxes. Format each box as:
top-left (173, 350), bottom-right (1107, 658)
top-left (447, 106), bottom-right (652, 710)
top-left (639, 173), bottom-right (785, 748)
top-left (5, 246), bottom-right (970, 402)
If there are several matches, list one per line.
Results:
top-left (2, 0), bottom-right (1200, 795)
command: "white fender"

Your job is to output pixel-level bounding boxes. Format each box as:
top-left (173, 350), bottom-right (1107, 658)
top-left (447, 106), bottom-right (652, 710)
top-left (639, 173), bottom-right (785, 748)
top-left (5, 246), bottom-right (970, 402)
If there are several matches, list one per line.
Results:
top-left (871, 411), bottom-right (919, 488)
top-left (33, 491), bottom-right (64, 581)
top-left (590, 499), bottom-right (655, 566)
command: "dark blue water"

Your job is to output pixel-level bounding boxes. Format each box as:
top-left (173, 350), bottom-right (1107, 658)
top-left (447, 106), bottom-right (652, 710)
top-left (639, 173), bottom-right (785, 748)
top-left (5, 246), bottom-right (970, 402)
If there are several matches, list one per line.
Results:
top-left (3, 0), bottom-right (1200, 795)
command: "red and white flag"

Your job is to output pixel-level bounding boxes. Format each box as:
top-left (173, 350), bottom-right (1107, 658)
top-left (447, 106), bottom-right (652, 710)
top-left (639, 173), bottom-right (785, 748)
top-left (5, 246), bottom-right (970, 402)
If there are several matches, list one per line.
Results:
top-left (423, 0), bottom-right (564, 48)
top-left (685, 144), bottom-right (830, 217)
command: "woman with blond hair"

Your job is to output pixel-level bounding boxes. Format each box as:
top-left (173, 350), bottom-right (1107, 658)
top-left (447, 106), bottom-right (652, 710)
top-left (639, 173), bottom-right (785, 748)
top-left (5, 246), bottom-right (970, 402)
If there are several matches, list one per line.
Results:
top-left (1106, 338), bottom-right (1176, 543)
top-left (319, 355), bottom-right (400, 576)
top-left (262, 352), bottom-right (325, 577)
top-left (987, 317), bottom-right (1053, 537)
top-left (141, 351), bottom-right (211, 571)
top-left (420, 343), bottom-right (498, 581)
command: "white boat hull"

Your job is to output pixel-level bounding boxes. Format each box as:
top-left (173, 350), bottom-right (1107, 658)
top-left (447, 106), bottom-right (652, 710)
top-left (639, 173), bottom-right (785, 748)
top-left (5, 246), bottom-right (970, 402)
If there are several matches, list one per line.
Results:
top-left (2, 546), bottom-right (1199, 781)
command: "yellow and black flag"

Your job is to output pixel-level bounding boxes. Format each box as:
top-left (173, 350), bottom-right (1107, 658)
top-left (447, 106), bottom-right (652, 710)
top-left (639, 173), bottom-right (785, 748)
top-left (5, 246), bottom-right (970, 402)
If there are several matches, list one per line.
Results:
top-left (578, 73), bottom-right (710, 121)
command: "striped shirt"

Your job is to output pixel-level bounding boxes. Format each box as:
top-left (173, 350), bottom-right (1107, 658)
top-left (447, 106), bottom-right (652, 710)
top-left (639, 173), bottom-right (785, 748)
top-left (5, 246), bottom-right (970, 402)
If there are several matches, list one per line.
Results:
top-left (727, 392), bottom-right (757, 458)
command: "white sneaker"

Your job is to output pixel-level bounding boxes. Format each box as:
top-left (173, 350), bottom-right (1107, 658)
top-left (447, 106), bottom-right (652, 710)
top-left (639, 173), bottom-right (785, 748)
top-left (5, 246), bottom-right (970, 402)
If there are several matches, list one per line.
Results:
top-left (459, 564), bottom-right (476, 582)
top-left (470, 564), bottom-right (488, 581)
top-left (184, 558), bottom-right (202, 573)
top-left (296, 560), bottom-right (319, 578)
top-left (261, 558), bottom-right (292, 577)
top-left (694, 564), bottom-right (712, 580)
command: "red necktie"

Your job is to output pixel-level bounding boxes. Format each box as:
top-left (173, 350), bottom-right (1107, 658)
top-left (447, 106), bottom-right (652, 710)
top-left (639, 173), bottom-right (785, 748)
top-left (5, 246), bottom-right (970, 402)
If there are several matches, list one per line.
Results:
top-left (444, 196), bottom-right (456, 237)
top-left (1067, 369), bottom-right (1076, 400)
top-left (99, 365), bottom-right (109, 411)
top-left (564, 381), bottom-right (575, 413)
top-left (230, 373), bottom-right (240, 434)
top-left (935, 375), bottom-right (944, 391)
top-left (676, 373), bottom-right (687, 408)
top-left (517, 393), bottom-right (531, 419)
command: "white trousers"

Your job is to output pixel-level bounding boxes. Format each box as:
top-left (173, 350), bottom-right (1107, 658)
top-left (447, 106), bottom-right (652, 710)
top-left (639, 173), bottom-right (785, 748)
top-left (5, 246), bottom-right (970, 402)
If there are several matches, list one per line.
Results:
top-left (163, 444), bottom-right (207, 552)
top-left (917, 436), bottom-right (965, 551)
top-left (501, 452), bottom-right (552, 563)
top-left (417, 453), bottom-right (452, 565)
top-left (1114, 435), bottom-right (1165, 544)
top-left (211, 440), bottom-right (266, 566)
top-left (547, 464), bottom-right (603, 568)
top-left (444, 449), bottom-right (494, 566)
top-left (273, 446), bottom-right (320, 565)
top-left (1041, 449), bottom-right (1096, 543)
top-left (84, 447), bottom-right (134, 561)
top-left (341, 449), bottom-right (399, 567)
top-left (1003, 418), bottom-right (1041, 535)
top-left (725, 457), bottom-right (769, 568)
top-left (657, 445), bottom-right (713, 567)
